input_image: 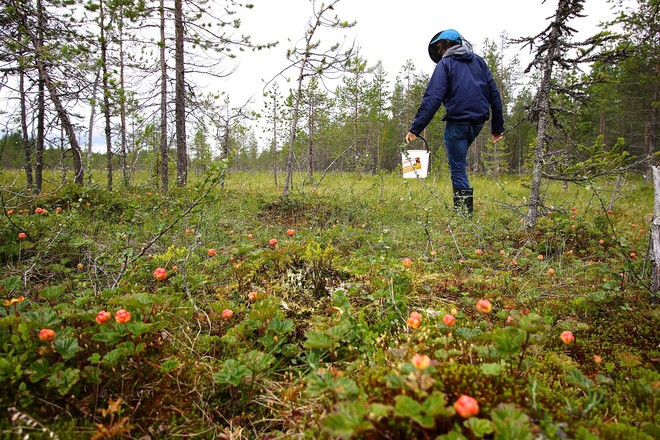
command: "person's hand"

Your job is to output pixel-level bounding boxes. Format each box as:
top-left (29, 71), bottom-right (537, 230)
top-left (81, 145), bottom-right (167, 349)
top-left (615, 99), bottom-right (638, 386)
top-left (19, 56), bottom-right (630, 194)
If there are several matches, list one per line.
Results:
top-left (406, 132), bottom-right (417, 144)
top-left (492, 133), bottom-right (504, 144)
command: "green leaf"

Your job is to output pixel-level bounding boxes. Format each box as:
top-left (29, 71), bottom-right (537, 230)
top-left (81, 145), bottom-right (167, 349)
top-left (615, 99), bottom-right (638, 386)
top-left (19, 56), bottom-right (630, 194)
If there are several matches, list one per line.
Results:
top-left (160, 358), bottom-right (181, 374)
top-left (126, 321), bottom-right (151, 336)
top-left (465, 417), bottom-right (494, 438)
top-left (114, 292), bottom-right (153, 308)
top-left (39, 284), bottom-right (67, 301)
top-left (53, 337), bottom-right (80, 360)
top-left (81, 365), bottom-right (102, 384)
top-left (321, 399), bottom-right (373, 439)
top-left (437, 432), bottom-right (468, 440)
top-left (0, 276), bottom-right (22, 293)
top-left (88, 352), bottom-right (101, 364)
top-left (306, 369), bottom-right (359, 399)
top-left (517, 313), bottom-right (548, 333)
top-left (213, 359), bottom-right (251, 387)
top-left (303, 329), bottom-right (336, 350)
top-left (267, 316), bottom-right (294, 334)
top-left (565, 368), bottom-right (594, 392)
top-left (423, 391), bottom-right (451, 417)
top-left (102, 348), bottom-right (127, 366)
top-left (368, 403), bottom-right (392, 418)
top-left (492, 327), bottom-right (525, 358)
top-left (28, 308), bottom-right (62, 328)
top-left (93, 328), bottom-right (124, 344)
top-left (28, 358), bottom-right (51, 382)
top-left (455, 327), bottom-right (482, 339)
top-left (491, 403), bottom-right (532, 440)
top-left (46, 367), bottom-right (80, 395)
top-left (480, 362), bottom-right (505, 376)
top-left (394, 394), bottom-right (422, 419)
top-left (242, 350), bottom-right (275, 373)
top-left (394, 394), bottom-right (436, 428)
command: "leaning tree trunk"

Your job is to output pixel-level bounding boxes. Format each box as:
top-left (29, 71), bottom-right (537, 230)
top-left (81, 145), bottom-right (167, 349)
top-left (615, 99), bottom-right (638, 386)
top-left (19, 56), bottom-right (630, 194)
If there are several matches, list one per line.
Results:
top-left (649, 166), bottom-right (660, 294)
top-left (29, 0), bottom-right (84, 185)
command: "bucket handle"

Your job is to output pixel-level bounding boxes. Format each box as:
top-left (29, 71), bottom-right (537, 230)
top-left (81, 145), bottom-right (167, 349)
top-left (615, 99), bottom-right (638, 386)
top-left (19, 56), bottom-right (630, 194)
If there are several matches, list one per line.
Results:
top-left (404, 135), bottom-right (429, 153)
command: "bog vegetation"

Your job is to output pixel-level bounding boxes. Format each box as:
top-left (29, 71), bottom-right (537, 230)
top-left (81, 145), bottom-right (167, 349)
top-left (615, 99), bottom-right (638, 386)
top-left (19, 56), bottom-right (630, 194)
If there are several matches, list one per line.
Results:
top-left (1, 0), bottom-right (659, 437)
top-left (0, 169), bottom-right (658, 439)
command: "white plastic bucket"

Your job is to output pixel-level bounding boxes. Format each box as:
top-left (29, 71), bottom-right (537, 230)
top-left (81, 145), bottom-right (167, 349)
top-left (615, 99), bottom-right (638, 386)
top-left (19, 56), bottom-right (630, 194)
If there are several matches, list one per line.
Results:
top-left (402, 136), bottom-right (430, 179)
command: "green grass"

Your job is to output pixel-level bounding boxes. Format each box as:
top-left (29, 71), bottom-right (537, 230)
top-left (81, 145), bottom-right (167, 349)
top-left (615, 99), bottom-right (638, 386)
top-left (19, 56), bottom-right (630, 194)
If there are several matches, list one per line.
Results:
top-left (0, 169), bottom-right (657, 439)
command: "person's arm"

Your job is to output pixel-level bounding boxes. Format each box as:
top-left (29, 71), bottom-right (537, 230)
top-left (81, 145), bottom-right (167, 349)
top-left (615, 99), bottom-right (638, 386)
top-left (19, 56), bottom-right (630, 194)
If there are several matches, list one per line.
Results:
top-left (408, 62), bottom-right (448, 138)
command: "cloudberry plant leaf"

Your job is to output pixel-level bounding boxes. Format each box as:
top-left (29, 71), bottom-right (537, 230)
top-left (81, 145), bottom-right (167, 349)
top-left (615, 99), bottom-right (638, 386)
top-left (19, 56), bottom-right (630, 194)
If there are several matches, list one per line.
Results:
top-left (213, 359), bottom-right (251, 387)
top-left (321, 398), bottom-right (373, 438)
top-left (53, 337), bottom-right (80, 360)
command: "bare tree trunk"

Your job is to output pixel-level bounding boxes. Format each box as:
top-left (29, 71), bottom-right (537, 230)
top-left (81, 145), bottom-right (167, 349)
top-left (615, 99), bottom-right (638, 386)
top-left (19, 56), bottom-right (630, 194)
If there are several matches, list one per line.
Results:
top-left (525, 2), bottom-right (561, 228)
top-left (35, 71), bottom-right (44, 193)
top-left (650, 166), bottom-right (660, 293)
top-left (118, 3), bottom-right (129, 188)
top-left (60, 125), bottom-right (66, 184)
top-left (159, 0), bottom-right (168, 193)
top-left (87, 67), bottom-right (101, 186)
top-left (19, 70), bottom-right (34, 189)
top-left (284, 61), bottom-right (306, 196)
top-left (648, 62), bottom-right (659, 179)
top-left (353, 90), bottom-right (358, 172)
top-left (34, 0), bottom-right (45, 193)
top-left (222, 116), bottom-right (230, 178)
top-left (272, 117), bottom-right (278, 186)
top-left (174, 0), bottom-right (187, 187)
top-left (308, 100), bottom-right (314, 181)
top-left (100, 0), bottom-right (113, 190)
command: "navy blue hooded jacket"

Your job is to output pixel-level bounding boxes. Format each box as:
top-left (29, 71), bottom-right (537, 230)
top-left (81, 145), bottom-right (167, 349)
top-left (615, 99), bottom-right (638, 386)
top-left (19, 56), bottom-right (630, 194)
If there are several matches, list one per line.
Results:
top-left (409, 43), bottom-right (504, 136)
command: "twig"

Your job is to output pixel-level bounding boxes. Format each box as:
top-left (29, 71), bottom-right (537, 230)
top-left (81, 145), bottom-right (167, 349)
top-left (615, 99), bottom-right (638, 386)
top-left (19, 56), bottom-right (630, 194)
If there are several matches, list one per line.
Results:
top-left (313, 143), bottom-right (357, 191)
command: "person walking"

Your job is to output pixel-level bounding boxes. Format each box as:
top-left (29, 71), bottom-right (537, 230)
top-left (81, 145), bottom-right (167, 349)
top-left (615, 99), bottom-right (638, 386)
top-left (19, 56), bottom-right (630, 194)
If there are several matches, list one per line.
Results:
top-left (406, 29), bottom-right (504, 216)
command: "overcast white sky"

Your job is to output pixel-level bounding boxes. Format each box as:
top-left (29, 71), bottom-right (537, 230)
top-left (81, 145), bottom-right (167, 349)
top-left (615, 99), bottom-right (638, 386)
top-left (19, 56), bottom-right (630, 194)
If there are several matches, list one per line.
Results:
top-left (218, 0), bottom-right (623, 112)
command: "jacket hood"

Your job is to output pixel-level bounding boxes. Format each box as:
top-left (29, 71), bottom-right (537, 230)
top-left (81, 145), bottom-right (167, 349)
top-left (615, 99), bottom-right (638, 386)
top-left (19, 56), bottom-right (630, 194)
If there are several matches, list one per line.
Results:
top-left (427, 30), bottom-right (473, 63)
top-left (442, 39), bottom-right (473, 60)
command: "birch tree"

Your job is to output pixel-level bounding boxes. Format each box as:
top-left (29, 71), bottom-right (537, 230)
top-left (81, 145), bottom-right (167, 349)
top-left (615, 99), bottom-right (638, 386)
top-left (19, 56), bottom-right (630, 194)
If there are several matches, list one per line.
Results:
top-left (278, 0), bottom-right (356, 196)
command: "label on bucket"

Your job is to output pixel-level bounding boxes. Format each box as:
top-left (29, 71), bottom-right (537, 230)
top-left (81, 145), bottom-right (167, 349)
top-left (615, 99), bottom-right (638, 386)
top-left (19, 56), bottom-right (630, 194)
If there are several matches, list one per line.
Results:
top-left (402, 157), bottom-right (422, 174)
top-left (402, 150), bottom-right (429, 178)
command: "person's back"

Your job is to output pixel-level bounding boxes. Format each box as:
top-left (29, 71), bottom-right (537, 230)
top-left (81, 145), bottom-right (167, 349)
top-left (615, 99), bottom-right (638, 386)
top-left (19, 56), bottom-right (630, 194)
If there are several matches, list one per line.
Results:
top-left (440, 51), bottom-right (499, 127)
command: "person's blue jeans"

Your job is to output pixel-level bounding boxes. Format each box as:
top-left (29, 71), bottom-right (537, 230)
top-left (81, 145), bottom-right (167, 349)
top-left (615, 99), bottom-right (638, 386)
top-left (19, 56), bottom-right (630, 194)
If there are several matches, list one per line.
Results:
top-left (443, 121), bottom-right (484, 191)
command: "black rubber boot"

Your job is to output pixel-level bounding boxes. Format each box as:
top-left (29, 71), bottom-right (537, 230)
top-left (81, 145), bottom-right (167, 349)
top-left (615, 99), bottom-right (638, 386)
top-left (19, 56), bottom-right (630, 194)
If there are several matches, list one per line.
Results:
top-left (453, 188), bottom-right (473, 216)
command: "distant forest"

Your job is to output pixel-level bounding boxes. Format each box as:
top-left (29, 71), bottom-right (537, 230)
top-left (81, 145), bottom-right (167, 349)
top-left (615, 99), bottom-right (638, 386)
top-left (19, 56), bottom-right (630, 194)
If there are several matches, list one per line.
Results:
top-left (0, 0), bottom-right (657, 196)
